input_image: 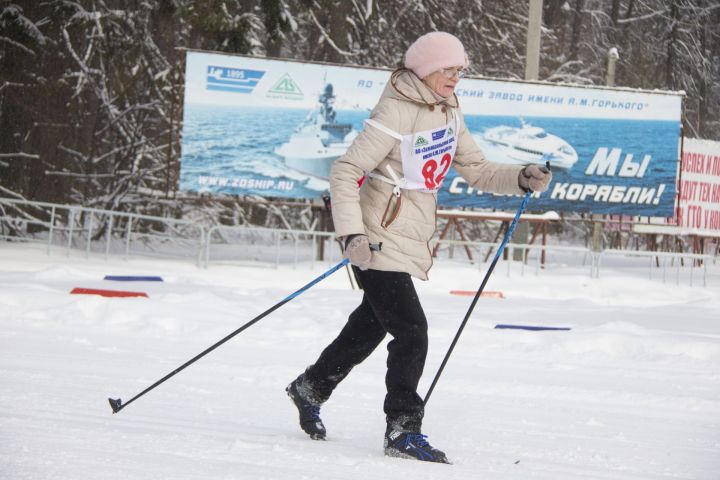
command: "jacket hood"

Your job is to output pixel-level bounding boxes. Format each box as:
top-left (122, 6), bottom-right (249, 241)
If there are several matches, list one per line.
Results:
top-left (386, 69), bottom-right (459, 109)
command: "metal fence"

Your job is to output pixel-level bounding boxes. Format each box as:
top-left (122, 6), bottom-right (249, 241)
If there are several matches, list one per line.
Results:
top-left (0, 198), bottom-right (206, 264)
top-left (1, 197), bottom-right (717, 286)
top-left (204, 224), bottom-right (340, 269)
top-left (597, 249), bottom-right (713, 287)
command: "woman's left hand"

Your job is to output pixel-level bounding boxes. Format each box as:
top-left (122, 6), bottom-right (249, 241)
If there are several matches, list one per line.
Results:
top-left (519, 165), bottom-right (552, 193)
top-left (345, 234), bottom-right (373, 270)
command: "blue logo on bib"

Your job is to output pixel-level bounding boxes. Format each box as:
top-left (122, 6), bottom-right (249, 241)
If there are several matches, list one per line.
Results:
top-left (431, 129), bottom-right (446, 141)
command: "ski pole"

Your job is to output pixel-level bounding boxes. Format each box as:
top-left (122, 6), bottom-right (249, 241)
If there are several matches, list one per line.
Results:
top-left (109, 257), bottom-right (350, 414)
top-left (323, 194), bottom-right (358, 290)
top-left (423, 184), bottom-right (538, 406)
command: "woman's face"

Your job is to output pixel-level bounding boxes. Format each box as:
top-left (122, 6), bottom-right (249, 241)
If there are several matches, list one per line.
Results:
top-left (423, 67), bottom-right (464, 98)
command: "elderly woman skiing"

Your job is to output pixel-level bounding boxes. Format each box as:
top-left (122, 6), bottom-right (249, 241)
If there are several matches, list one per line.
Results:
top-left (286, 31), bottom-right (551, 464)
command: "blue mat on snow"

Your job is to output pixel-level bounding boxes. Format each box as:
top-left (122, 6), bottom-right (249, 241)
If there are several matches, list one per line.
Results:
top-left (104, 275), bottom-right (164, 282)
top-left (495, 324), bottom-right (571, 331)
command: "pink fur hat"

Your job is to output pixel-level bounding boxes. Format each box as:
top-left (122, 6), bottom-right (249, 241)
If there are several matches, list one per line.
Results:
top-left (404, 31), bottom-right (468, 79)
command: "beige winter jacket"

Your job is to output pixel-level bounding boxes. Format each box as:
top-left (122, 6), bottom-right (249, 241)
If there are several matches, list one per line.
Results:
top-left (330, 69), bottom-right (525, 280)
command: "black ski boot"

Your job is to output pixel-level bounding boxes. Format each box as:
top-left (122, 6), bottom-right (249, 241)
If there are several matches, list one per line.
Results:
top-left (286, 375), bottom-right (327, 440)
top-left (384, 428), bottom-right (450, 464)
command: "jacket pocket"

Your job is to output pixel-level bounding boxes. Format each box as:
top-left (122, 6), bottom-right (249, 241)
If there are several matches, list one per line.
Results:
top-left (381, 193), bottom-right (403, 229)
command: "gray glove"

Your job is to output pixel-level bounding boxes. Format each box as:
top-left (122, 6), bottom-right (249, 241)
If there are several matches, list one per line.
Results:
top-left (519, 164), bottom-right (552, 193)
top-left (344, 234), bottom-right (372, 270)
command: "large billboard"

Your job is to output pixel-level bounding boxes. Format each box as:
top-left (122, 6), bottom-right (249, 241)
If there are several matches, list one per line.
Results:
top-left (179, 50), bottom-right (683, 215)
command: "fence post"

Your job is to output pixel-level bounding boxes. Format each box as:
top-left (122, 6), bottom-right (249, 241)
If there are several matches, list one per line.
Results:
top-left (125, 215), bottom-right (133, 260)
top-left (105, 214), bottom-right (114, 259)
top-left (311, 234), bottom-right (317, 270)
top-left (47, 206), bottom-right (56, 255)
top-left (275, 231), bottom-right (280, 269)
top-left (593, 251), bottom-right (600, 279)
top-left (196, 226), bottom-right (205, 268)
top-left (293, 235), bottom-right (299, 269)
top-left (204, 226), bottom-right (213, 268)
top-left (690, 258), bottom-right (694, 287)
top-left (86, 213), bottom-right (94, 258)
top-left (506, 246), bottom-right (512, 277)
top-left (67, 208), bottom-right (75, 256)
top-left (648, 255), bottom-right (653, 281)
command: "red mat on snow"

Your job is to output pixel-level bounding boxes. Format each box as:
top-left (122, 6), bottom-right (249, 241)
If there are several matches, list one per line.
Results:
top-left (70, 287), bottom-right (148, 298)
top-left (450, 290), bottom-right (505, 299)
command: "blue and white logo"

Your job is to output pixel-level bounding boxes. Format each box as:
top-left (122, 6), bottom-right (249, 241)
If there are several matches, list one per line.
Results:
top-left (206, 66), bottom-right (265, 94)
top-left (431, 129), bottom-right (446, 141)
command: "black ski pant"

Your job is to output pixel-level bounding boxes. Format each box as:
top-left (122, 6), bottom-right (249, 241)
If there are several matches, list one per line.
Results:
top-left (303, 268), bottom-right (428, 431)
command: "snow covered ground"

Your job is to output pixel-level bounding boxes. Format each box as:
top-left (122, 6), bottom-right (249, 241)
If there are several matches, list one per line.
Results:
top-left (1, 242), bottom-right (719, 479)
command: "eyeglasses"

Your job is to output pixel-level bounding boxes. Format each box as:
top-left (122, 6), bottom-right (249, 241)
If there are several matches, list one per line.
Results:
top-left (439, 67), bottom-right (466, 79)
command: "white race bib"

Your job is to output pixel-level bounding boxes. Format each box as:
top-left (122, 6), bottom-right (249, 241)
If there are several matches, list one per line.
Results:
top-left (398, 114), bottom-right (458, 192)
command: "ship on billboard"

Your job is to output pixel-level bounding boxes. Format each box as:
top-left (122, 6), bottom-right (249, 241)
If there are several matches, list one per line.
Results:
top-left (473, 121), bottom-right (579, 170)
top-left (274, 83), bottom-right (359, 179)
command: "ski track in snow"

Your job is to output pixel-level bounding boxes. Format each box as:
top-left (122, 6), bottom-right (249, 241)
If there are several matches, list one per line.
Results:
top-left (1, 243), bottom-right (719, 479)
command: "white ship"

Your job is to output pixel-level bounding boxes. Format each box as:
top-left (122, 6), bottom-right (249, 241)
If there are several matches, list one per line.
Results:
top-left (473, 122), bottom-right (578, 170)
top-left (274, 84), bottom-right (358, 179)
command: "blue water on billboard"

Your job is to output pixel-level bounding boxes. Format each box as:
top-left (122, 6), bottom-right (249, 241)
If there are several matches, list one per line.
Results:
top-left (449, 115), bottom-right (679, 215)
top-left (180, 105), bottom-right (367, 198)
top-left (180, 105), bottom-right (679, 215)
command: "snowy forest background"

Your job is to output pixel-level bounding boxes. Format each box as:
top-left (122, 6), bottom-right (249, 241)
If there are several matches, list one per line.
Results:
top-left (1, 0), bottom-right (719, 220)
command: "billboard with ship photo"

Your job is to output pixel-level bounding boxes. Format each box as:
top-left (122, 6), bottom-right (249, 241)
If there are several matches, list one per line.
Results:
top-left (179, 50), bottom-right (683, 215)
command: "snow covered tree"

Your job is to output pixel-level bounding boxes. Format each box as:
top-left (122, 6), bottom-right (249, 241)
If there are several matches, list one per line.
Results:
top-left (539, 0), bottom-right (720, 138)
top-left (1, 0), bottom-right (718, 213)
top-left (1, 1), bottom-right (181, 213)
